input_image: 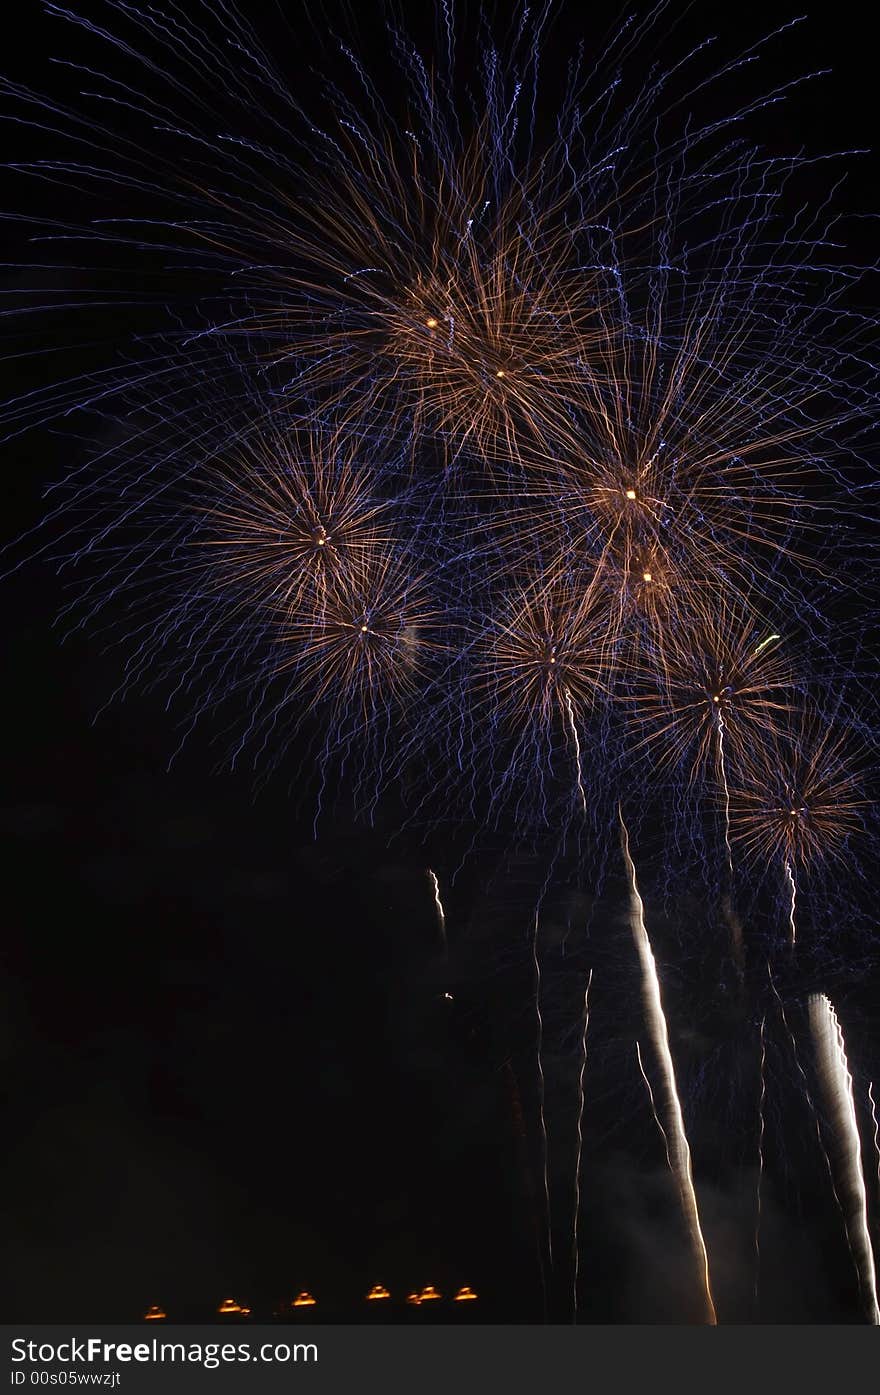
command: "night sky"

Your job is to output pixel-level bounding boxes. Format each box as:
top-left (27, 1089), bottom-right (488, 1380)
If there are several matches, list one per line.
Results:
top-left (2, 0), bottom-right (880, 1325)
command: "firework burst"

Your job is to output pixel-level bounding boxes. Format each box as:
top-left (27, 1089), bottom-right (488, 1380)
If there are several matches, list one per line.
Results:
top-left (274, 548), bottom-right (442, 720)
top-left (193, 425), bottom-right (398, 616)
top-left (629, 594), bottom-right (796, 785)
top-left (728, 716), bottom-right (869, 873)
top-left (473, 571), bottom-right (611, 736)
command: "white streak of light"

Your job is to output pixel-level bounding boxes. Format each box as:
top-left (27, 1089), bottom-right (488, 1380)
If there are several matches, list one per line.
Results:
top-left (533, 913), bottom-right (553, 1270)
top-left (784, 860), bottom-right (797, 945)
top-left (716, 713), bottom-right (734, 882)
top-left (808, 994), bottom-right (880, 1325)
top-left (427, 868), bottom-right (447, 955)
top-left (767, 967), bottom-right (839, 1198)
top-left (619, 809), bottom-right (717, 1324)
top-left (572, 970), bottom-right (592, 1322)
top-left (636, 1040), bottom-right (670, 1158)
top-left (754, 1016), bottom-right (766, 1314)
top-left (868, 1082), bottom-right (880, 1197)
top-left (563, 686), bottom-right (587, 815)
top-left (716, 715), bottom-right (744, 973)
top-left (869, 1082), bottom-right (880, 1263)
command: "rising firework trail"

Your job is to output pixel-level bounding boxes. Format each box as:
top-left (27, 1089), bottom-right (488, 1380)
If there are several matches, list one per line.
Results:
top-left (427, 868), bottom-right (447, 957)
top-left (716, 708), bottom-right (745, 973)
top-left (572, 969), bottom-right (592, 1323)
top-left (619, 809), bottom-right (717, 1324)
top-left (784, 862), bottom-right (798, 947)
top-left (808, 995), bottom-right (880, 1325)
top-left (532, 913), bottom-right (553, 1278)
top-left (754, 1016), bottom-right (767, 1315)
top-left (766, 966), bottom-right (842, 1234)
top-left (869, 1082), bottom-right (880, 1199)
top-left (563, 687), bottom-right (588, 817)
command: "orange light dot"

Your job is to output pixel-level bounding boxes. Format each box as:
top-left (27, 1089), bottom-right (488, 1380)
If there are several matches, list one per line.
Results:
top-left (426, 317), bottom-right (439, 328)
top-left (366, 1284), bottom-right (391, 1301)
top-left (642, 571), bottom-right (652, 582)
top-left (625, 489), bottom-right (637, 500)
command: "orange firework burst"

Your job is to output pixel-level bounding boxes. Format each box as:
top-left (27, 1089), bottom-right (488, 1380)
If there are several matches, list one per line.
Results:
top-left (629, 595), bottom-right (795, 782)
top-left (728, 717), bottom-right (868, 870)
top-left (474, 571), bottom-right (611, 733)
top-left (381, 201), bottom-right (600, 464)
top-left (217, 125), bottom-right (607, 467)
top-left (274, 549), bottom-right (441, 716)
top-left (193, 426), bottom-right (395, 615)
top-left (490, 286), bottom-right (833, 626)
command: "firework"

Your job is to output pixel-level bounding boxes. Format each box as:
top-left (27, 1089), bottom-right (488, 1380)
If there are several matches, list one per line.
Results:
top-left (807, 995), bottom-right (880, 1325)
top-left (472, 572), bottom-right (611, 736)
top-left (726, 710), bottom-right (870, 951)
top-left (572, 970), bottom-right (592, 1323)
top-left (193, 425), bottom-right (397, 616)
top-left (753, 1016), bottom-right (767, 1316)
top-left (619, 811), bottom-right (717, 1325)
top-left (869, 1082), bottom-right (880, 1200)
top-left (3, 2), bottom-right (875, 811)
top-left (273, 549), bottom-right (441, 719)
top-left (3, 0), bottom-right (880, 1326)
top-left (485, 241), bottom-right (860, 640)
top-left (532, 913), bottom-right (553, 1276)
top-left (629, 595), bottom-right (794, 785)
top-left (728, 715), bottom-right (867, 878)
top-left (427, 867), bottom-right (448, 956)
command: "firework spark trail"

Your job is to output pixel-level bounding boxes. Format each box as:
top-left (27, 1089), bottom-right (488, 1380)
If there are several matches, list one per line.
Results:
top-left (716, 711), bottom-right (745, 974)
top-left (808, 995), bottom-right (880, 1325)
top-left (765, 968), bottom-right (877, 1316)
top-left (716, 711), bottom-right (735, 883)
top-left (784, 860), bottom-right (797, 945)
top-left (563, 685), bottom-right (587, 816)
top-left (532, 912), bottom-right (553, 1279)
top-left (619, 809), bottom-right (717, 1325)
top-left (754, 1015), bottom-right (767, 1316)
top-left (868, 1082), bottom-right (880, 1264)
top-left (427, 867), bottom-right (447, 956)
top-left (635, 1040), bottom-right (668, 1151)
top-left (869, 1082), bottom-right (880, 1198)
top-left (503, 1060), bottom-right (548, 1321)
top-left (766, 966), bottom-right (839, 1193)
top-left (572, 969), bottom-right (592, 1323)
